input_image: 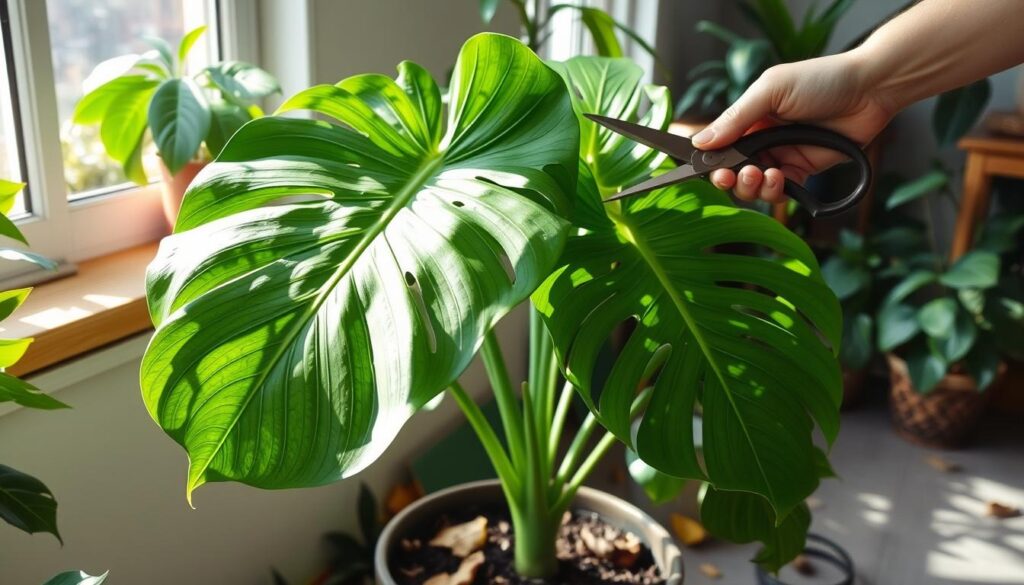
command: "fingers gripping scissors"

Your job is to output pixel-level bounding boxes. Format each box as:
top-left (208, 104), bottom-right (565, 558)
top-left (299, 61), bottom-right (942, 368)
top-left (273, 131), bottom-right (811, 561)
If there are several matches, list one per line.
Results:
top-left (584, 114), bottom-right (872, 217)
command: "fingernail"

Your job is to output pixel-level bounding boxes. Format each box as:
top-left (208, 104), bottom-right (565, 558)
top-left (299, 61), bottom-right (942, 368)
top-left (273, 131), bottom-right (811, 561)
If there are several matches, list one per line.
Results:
top-left (692, 127), bottom-right (714, 145)
top-left (765, 176), bottom-right (776, 188)
top-left (741, 172), bottom-right (756, 185)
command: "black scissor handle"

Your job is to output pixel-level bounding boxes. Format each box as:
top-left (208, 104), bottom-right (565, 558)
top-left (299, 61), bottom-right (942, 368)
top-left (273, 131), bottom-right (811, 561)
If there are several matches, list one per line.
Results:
top-left (731, 124), bottom-right (872, 217)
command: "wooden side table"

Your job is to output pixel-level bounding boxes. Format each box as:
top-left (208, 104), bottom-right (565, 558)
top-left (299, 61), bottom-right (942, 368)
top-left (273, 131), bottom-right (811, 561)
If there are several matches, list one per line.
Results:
top-left (952, 132), bottom-right (1024, 260)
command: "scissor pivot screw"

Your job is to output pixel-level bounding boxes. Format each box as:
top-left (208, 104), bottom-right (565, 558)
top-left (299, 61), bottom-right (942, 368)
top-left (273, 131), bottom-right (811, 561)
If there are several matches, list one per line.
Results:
top-left (700, 151), bottom-right (726, 167)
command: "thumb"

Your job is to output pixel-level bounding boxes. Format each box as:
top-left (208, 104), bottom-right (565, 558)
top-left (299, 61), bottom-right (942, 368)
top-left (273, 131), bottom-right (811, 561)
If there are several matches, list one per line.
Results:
top-left (691, 78), bottom-right (774, 150)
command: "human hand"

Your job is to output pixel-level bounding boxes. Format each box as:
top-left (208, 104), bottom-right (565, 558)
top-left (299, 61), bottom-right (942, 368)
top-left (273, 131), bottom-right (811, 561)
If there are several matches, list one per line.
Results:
top-left (690, 51), bottom-right (894, 203)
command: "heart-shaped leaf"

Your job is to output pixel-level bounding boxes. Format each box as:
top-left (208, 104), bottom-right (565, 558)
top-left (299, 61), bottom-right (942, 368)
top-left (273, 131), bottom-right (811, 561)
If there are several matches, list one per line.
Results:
top-left (0, 464), bottom-right (61, 542)
top-left (43, 571), bottom-right (108, 585)
top-left (141, 33), bottom-right (578, 500)
top-left (533, 57), bottom-right (841, 519)
top-left (148, 78), bottom-right (211, 175)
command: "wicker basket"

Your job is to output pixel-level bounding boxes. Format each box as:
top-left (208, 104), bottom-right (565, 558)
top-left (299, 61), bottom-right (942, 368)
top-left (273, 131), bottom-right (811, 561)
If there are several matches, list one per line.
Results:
top-left (886, 353), bottom-right (993, 449)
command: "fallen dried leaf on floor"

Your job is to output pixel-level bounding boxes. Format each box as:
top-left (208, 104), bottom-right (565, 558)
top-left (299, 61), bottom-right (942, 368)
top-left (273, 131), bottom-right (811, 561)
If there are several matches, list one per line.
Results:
top-left (670, 513), bottom-right (707, 547)
top-left (926, 455), bottom-right (961, 473)
top-left (805, 496), bottom-right (824, 510)
top-left (424, 551), bottom-right (485, 585)
top-left (699, 563), bottom-right (721, 579)
top-left (386, 480), bottom-right (424, 516)
top-left (792, 554), bottom-right (816, 576)
top-left (429, 516), bottom-right (488, 557)
top-left (986, 501), bottom-right (1021, 519)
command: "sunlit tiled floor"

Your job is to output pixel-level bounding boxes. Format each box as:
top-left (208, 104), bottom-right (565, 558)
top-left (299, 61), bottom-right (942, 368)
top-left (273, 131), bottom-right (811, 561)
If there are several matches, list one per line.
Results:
top-left (595, 403), bottom-right (1024, 585)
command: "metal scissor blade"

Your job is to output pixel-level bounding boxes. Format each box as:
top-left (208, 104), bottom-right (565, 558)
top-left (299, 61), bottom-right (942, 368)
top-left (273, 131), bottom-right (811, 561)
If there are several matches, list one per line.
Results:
top-left (584, 114), bottom-right (698, 161)
top-left (603, 165), bottom-right (701, 202)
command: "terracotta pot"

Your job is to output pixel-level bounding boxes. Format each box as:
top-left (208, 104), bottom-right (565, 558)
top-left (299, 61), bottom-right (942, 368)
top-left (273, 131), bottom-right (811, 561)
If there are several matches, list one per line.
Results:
top-left (886, 353), bottom-right (996, 449)
top-left (374, 479), bottom-right (683, 584)
top-left (158, 160), bottom-right (207, 228)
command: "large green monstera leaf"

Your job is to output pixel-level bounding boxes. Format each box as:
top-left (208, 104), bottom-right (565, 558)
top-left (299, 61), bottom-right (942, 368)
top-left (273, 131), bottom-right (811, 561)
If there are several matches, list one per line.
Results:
top-left (141, 33), bottom-right (578, 500)
top-left (533, 56), bottom-right (842, 521)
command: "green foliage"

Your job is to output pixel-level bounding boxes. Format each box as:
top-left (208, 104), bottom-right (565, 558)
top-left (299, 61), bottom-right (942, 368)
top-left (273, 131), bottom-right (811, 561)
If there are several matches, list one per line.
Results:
top-left (626, 448), bottom-right (686, 505)
top-left (700, 485), bottom-right (812, 574)
top-left (933, 78), bottom-right (991, 147)
top-left (681, 0), bottom-right (851, 115)
top-left (73, 26), bottom-right (279, 181)
top-left (140, 33), bottom-right (578, 501)
top-left (0, 464), bottom-right (61, 543)
top-left (535, 56), bottom-right (841, 566)
top-left (42, 571), bottom-right (108, 585)
top-left (871, 179), bottom-right (1024, 392)
top-left (479, 1), bottom-right (664, 72)
top-left (141, 36), bottom-right (840, 575)
top-left (0, 181), bottom-right (69, 546)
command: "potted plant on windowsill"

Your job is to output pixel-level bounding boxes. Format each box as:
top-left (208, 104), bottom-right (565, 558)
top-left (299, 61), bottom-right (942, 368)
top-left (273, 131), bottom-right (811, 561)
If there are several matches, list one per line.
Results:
top-left (874, 170), bottom-right (1024, 448)
top-left (73, 26), bottom-right (280, 227)
top-left (139, 33), bottom-right (843, 583)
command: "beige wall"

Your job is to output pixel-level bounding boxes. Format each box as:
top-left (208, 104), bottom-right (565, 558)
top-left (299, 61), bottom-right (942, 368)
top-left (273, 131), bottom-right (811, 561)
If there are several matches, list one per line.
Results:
top-left (0, 307), bottom-right (527, 584)
top-left (311, 0), bottom-right (520, 83)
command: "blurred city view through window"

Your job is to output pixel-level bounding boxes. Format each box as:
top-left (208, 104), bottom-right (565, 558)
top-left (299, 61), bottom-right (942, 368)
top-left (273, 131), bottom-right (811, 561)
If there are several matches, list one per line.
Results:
top-left (0, 12), bottom-right (26, 215)
top-left (47, 0), bottom-right (214, 197)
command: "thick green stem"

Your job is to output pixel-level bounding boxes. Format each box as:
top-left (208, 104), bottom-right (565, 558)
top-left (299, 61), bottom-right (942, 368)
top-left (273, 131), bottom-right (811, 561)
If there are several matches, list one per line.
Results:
top-left (517, 380), bottom-right (557, 576)
top-left (447, 383), bottom-right (520, 496)
top-left (511, 0), bottom-right (539, 50)
top-left (555, 410), bottom-right (601, 484)
top-left (548, 380), bottom-right (575, 464)
top-left (481, 331), bottom-right (527, 470)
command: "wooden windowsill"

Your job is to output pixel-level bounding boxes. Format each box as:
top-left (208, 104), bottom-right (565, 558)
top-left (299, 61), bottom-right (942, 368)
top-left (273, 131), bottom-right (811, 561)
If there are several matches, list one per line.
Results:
top-left (2, 242), bottom-right (157, 377)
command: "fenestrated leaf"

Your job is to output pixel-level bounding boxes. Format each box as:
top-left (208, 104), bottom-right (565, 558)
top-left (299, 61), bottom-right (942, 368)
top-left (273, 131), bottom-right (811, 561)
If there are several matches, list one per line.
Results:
top-left (548, 57), bottom-right (670, 190)
top-left (533, 57), bottom-right (841, 520)
top-left (141, 33), bottom-right (578, 500)
top-left (0, 464), bottom-right (61, 542)
top-left (42, 571), bottom-right (108, 585)
top-left (700, 486), bottom-right (810, 573)
top-left (148, 78), bottom-right (211, 175)
top-left (626, 448), bottom-right (686, 505)
top-left (0, 372), bottom-right (69, 410)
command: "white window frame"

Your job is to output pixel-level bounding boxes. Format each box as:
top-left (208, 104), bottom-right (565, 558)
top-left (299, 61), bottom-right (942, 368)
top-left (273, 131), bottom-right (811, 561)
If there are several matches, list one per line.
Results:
top-left (0, 0), bottom-right (258, 283)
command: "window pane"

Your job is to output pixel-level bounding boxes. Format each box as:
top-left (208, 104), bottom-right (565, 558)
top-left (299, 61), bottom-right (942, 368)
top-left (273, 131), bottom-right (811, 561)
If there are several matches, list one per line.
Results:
top-left (0, 3), bottom-right (27, 216)
top-left (47, 0), bottom-right (216, 198)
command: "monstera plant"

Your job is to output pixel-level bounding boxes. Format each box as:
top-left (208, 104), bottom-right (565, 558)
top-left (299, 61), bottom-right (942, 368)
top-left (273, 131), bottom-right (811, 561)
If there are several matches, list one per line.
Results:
top-left (141, 33), bottom-right (841, 578)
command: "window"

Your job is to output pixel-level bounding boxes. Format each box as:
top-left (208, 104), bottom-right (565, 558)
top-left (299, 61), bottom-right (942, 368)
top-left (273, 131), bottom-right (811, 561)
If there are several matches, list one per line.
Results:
top-left (48, 0), bottom-right (217, 198)
top-left (0, 0), bottom-right (253, 282)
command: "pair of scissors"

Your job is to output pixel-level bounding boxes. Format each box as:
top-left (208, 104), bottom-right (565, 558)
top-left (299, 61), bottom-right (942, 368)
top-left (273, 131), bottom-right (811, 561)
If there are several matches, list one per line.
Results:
top-left (585, 114), bottom-right (872, 217)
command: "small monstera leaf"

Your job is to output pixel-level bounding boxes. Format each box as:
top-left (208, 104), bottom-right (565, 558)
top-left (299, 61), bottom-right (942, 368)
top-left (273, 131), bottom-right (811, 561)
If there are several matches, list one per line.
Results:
top-left (533, 56), bottom-right (842, 520)
top-left (141, 33), bottom-right (578, 501)
top-left (548, 57), bottom-right (670, 191)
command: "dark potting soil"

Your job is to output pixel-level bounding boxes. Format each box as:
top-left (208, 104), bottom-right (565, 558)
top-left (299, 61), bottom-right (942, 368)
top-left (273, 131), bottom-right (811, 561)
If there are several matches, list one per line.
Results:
top-left (390, 503), bottom-right (665, 585)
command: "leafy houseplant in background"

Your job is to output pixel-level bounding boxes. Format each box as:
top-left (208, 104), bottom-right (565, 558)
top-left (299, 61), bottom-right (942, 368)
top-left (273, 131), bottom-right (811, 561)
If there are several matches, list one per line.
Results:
top-left (478, 0), bottom-right (662, 68)
top-left (0, 180), bottom-right (107, 585)
top-left (73, 26), bottom-right (280, 226)
top-left (139, 32), bottom-right (842, 581)
top-left (874, 173), bottom-right (1024, 447)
